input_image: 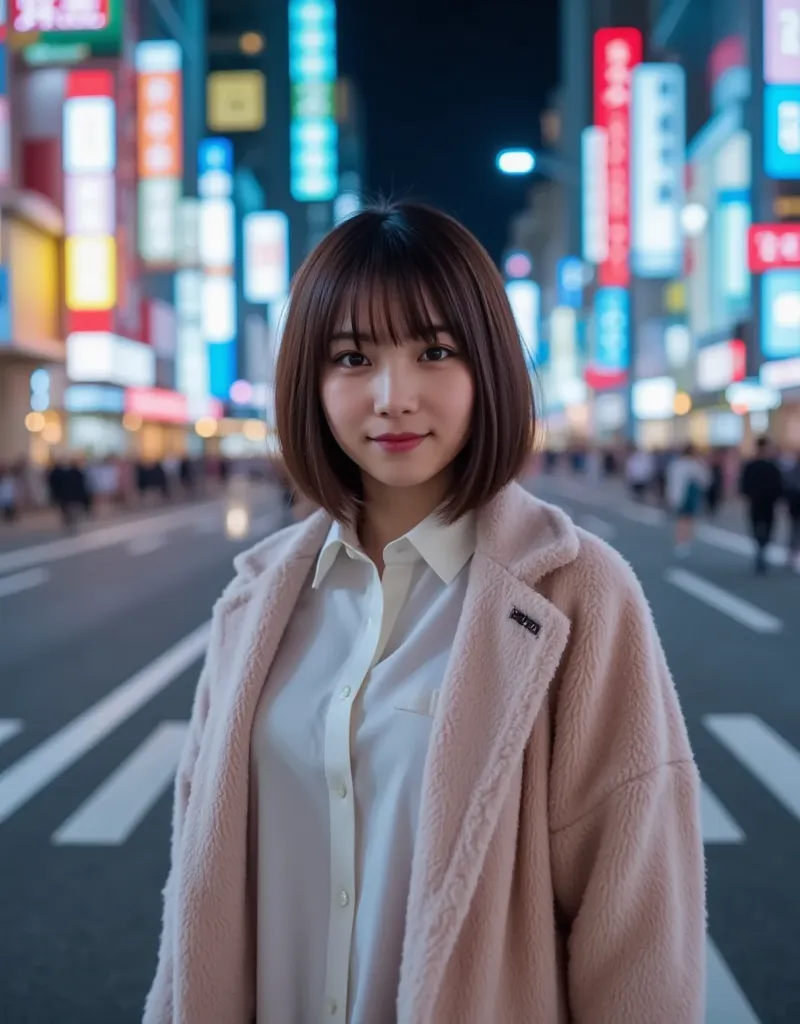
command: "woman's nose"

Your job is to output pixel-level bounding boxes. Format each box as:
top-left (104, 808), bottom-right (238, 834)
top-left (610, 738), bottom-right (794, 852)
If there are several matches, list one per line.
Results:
top-left (373, 364), bottom-right (419, 416)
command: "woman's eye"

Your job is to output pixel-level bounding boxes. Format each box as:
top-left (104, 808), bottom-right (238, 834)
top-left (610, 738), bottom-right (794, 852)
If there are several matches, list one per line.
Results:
top-left (421, 345), bottom-right (453, 362)
top-left (334, 352), bottom-right (368, 368)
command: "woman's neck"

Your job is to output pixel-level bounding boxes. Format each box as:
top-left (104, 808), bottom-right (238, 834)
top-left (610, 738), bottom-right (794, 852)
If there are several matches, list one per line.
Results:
top-left (358, 473), bottom-right (450, 570)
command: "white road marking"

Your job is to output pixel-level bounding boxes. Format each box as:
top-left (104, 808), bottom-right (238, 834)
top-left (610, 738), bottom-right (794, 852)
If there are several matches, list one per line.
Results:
top-left (0, 622), bottom-right (209, 825)
top-left (704, 714), bottom-right (800, 822)
top-left (0, 504), bottom-right (217, 575)
top-left (125, 534), bottom-right (166, 556)
top-left (705, 936), bottom-right (761, 1023)
top-left (621, 503), bottom-right (667, 526)
top-left (665, 569), bottom-right (783, 634)
top-left (0, 567), bottom-right (50, 599)
top-left (582, 515), bottom-right (616, 540)
top-left (697, 523), bottom-right (787, 566)
top-left (0, 720), bottom-right (23, 748)
top-left (52, 722), bottom-right (188, 846)
top-left (701, 783), bottom-right (744, 844)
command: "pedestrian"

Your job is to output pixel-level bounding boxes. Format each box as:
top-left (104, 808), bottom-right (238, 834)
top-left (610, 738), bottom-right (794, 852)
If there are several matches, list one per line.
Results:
top-left (740, 437), bottom-right (784, 575)
top-left (624, 445), bottom-right (654, 501)
top-left (781, 451), bottom-right (800, 573)
top-left (666, 444), bottom-right (710, 557)
top-left (0, 462), bottom-right (19, 523)
top-left (706, 452), bottom-right (725, 517)
top-left (144, 201), bottom-right (705, 1024)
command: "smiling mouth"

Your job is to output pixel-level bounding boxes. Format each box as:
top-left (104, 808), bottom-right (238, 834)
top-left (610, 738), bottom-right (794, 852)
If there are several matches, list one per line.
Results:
top-left (370, 433), bottom-right (430, 452)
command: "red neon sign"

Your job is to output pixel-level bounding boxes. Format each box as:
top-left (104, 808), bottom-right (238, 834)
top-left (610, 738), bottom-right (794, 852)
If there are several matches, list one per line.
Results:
top-left (593, 27), bottom-right (642, 288)
top-left (748, 223), bottom-right (800, 272)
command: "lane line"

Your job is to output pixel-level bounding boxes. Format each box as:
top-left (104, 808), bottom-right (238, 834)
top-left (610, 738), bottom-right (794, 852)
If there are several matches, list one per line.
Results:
top-left (0, 622), bottom-right (209, 825)
top-left (664, 568), bottom-right (783, 634)
top-left (705, 936), bottom-right (762, 1023)
top-left (0, 504), bottom-right (217, 576)
top-left (697, 523), bottom-right (787, 567)
top-left (581, 515), bottom-right (616, 540)
top-left (0, 720), bottom-right (23, 748)
top-left (52, 722), bottom-right (188, 846)
top-left (0, 567), bottom-right (50, 599)
top-left (704, 714), bottom-right (800, 822)
top-left (126, 534), bottom-right (166, 556)
top-left (621, 503), bottom-right (666, 526)
top-left (700, 782), bottom-right (744, 844)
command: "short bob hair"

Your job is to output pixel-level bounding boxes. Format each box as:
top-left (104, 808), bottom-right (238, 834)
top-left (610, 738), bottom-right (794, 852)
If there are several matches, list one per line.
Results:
top-left (275, 200), bottom-right (535, 524)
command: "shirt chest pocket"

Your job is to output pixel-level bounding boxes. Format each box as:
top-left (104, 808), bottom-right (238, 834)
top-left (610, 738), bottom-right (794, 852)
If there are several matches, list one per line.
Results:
top-left (393, 689), bottom-right (441, 719)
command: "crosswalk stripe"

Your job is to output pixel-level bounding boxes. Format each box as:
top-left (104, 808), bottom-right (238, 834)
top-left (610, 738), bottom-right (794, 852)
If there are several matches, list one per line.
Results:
top-left (0, 568), bottom-right (50, 599)
top-left (705, 714), bottom-right (800, 822)
top-left (0, 622), bottom-right (209, 825)
top-left (52, 722), bottom-right (188, 846)
top-left (697, 523), bottom-right (787, 567)
top-left (705, 936), bottom-right (761, 1023)
top-left (126, 534), bottom-right (167, 556)
top-left (0, 720), bottom-right (23, 748)
top-left (701, 783), bottom-right (744, 844)
top-left (664, 569), bottom-right (783, 634)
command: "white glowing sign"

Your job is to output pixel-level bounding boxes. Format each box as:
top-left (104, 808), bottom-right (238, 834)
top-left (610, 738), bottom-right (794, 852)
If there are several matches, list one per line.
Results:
top-left (581, 126), bottom-right (609, 264)
top-left (244, 211), bottom-right (290, 303)
top-left (631, 63), bottom-right (685, 278)
top-left (67, 332), bottom-right (156, 388)
top-left (505, 279), bottom-right (540, 366)
top-left (13, 0), bottom-right (109, 33)
top-left (63, 95), bottom-right (116, 175)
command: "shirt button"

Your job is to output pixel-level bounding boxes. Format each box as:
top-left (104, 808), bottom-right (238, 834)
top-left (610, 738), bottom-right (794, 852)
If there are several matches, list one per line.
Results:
top-left (340, 686), bottom-right (351, 700)
top-left (339, 889), bottom-right (350, 907)
top-left (336, 782), bottom-right (348, 799)
top-left (326, 997), bottom-right (338, 1015)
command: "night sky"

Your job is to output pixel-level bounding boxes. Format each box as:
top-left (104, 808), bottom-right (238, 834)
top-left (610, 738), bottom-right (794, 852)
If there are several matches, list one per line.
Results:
top-left (337, 0), bottom-right (561, 262)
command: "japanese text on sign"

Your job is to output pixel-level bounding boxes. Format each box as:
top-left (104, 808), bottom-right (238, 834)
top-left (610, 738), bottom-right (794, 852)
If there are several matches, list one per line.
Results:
top-left (13, 0), bottom-right (109, 33)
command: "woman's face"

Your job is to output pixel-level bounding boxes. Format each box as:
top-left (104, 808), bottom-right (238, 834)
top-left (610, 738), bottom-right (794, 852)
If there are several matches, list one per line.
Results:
top-left (320, 299), bottom-right (475, 498)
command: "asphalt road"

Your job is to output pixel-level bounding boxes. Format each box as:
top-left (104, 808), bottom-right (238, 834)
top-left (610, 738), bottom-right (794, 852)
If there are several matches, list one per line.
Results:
top-left (0, 472), bottom-right (797, 1023)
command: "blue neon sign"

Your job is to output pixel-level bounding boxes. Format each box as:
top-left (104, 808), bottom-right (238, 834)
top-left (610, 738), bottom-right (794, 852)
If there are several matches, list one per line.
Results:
top-left (764, 85), bottom-right (800, 180)
top-left (593, 287), bottom-right (629, 372)
top-left (761, 269), bottom-right (800, 359)
top-left (557, 257), bottom-right (584, 309)
top-left (289, 0), bottom-right (338, 202)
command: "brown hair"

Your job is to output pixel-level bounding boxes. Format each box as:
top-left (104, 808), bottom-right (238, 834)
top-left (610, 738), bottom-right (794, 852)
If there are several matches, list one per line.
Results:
top-left (275, 200), bottom-right (536, 524)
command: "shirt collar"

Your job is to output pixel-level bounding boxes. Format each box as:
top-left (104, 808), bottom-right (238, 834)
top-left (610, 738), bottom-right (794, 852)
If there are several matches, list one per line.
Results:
top-left (312, 509), bottom-right (477, 589)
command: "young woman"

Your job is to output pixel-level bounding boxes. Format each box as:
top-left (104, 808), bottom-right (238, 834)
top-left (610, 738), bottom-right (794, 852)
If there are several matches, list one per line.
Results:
top-left (144, 202), bottom-right (706, 1024)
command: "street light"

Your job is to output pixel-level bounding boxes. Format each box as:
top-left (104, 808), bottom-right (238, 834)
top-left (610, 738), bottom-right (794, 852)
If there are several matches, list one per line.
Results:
top-left (496, 149), bottom-right (536, 175)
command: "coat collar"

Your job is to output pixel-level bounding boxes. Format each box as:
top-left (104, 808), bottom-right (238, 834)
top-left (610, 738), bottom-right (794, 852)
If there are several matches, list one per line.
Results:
top-left (218, 482), bottom-right (580, 1023)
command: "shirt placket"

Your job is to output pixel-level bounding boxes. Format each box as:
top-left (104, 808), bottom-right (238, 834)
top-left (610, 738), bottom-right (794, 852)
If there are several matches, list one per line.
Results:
top-left (320, 552), bottom-right (416, 1022)
top-left (321, 556), bottom-right (383, 1022)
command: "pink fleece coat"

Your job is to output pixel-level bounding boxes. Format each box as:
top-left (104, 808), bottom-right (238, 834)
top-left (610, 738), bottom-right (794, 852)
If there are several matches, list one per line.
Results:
top-left (143, 482), bottom-right (706, 1023)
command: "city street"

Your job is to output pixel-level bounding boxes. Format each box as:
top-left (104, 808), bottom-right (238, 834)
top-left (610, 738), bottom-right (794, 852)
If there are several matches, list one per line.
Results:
top-left (0, 475), bottom-right (798, 1023)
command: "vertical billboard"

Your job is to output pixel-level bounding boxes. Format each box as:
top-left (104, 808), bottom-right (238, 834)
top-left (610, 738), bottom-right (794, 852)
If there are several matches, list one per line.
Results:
top-left (761, 268), bottom-right (800, 357)
top-left (586, 286), bottom-right (629, 389)
top-left (593, 27), bottom-right (642, 287)
top-left (0, 1), bottom-right (10, 188)
top-left (764, 84), bottom-right (800, 178)
top-left (581, 126), bottom-right (608, 265)
top-left (764, 0), bottom-right (800, 84)
top-left (631, 63), bottom-right (686, 279)
top-left (136, 40), bottom-right (182, 265)
top-left (505, 280), bottom-right (539, 368)
top-left (243, 212), bottom-right (290, 303)
top-left (63, 69), bottom-right (117, 337)
top-left (557, 257), bottom-right (584, 309)
top-left (289, 0), bottom-right (338, 201)
top-left (199, 138), bottom-right (237, 400)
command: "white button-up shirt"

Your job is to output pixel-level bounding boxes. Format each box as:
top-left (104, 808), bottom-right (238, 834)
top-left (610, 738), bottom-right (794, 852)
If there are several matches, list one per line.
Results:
top-left (251, 509), bottom-right (476, 1023)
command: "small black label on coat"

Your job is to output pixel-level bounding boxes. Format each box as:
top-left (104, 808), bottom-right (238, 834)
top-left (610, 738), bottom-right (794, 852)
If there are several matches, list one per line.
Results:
top-left (510, 606), bottom-right (541, 636)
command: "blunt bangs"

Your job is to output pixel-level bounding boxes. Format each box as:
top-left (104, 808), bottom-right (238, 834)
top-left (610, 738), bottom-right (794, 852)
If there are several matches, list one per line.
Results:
top-left (275, 200), bottom-right (536, 525)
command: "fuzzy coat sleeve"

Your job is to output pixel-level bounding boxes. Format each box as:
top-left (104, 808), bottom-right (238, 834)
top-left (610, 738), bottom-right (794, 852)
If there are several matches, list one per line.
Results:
top-left (547, 538), bottom-right (706, 1024)
top-left (142, 660), bottom-right (212, 1024)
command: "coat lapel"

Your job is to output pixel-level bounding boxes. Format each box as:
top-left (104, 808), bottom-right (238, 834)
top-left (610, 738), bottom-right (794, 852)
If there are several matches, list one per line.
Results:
top-left (398, 484), bottom-right (580, 1023)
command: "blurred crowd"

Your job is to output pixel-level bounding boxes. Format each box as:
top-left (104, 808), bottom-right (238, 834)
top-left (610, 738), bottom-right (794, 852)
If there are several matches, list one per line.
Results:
top-left (542, 440), bottom-right (800, 574)
top-left (0, 454), bottom-right (239, 529)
